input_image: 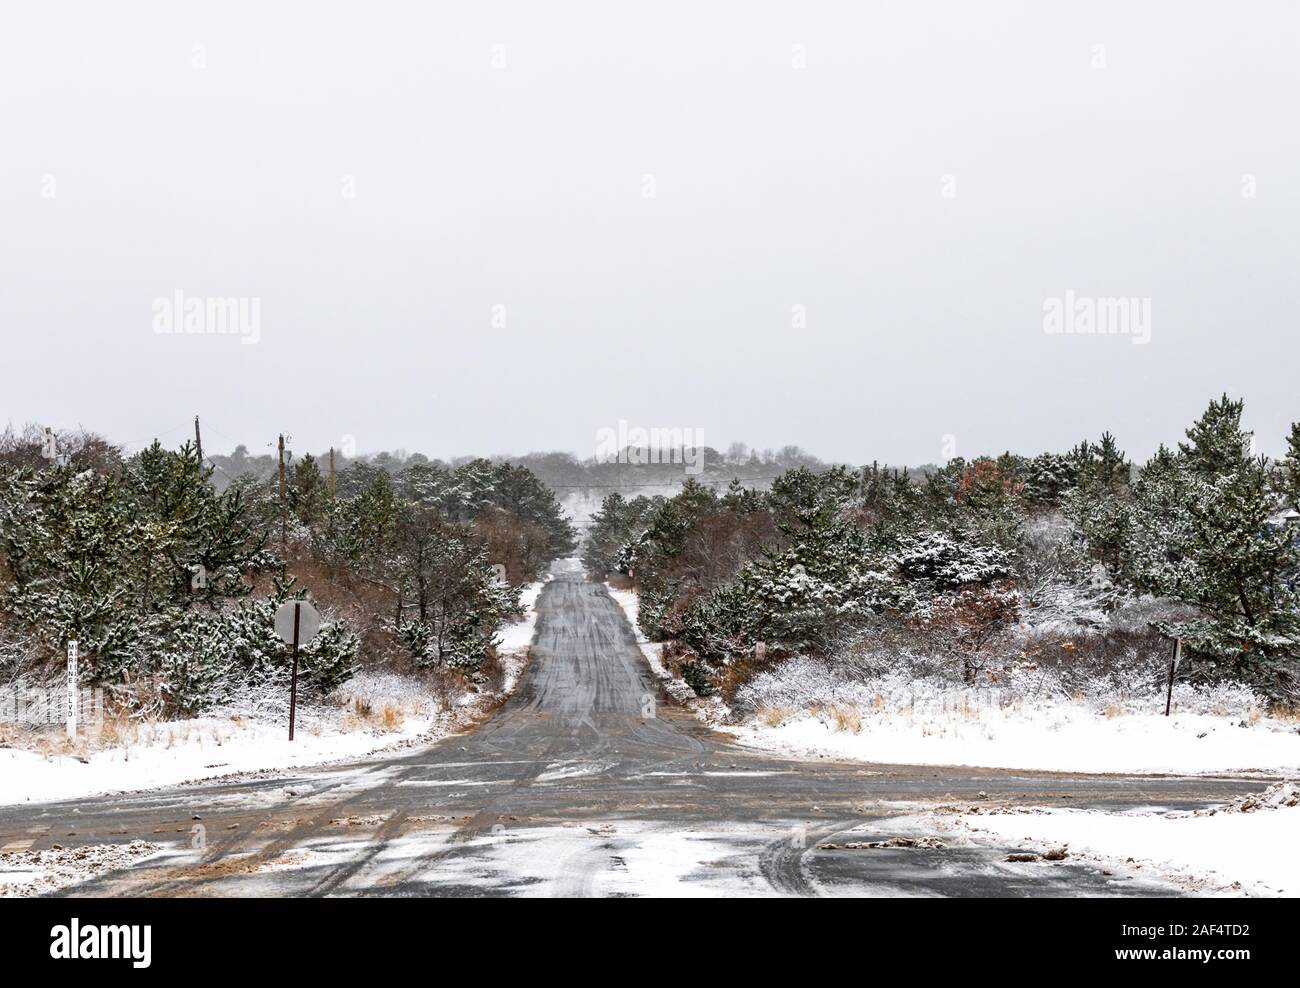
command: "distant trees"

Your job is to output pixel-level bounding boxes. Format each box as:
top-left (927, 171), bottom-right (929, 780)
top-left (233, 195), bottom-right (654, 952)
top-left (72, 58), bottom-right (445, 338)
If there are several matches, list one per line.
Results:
top-left (308, 456), bottom-right (575, 673)
top-left (581, 492), bottom-right (661, 579)
top-left (389, 508), bottom-right (519, 674)
top-left (205, 439), bottom-right (828, 502)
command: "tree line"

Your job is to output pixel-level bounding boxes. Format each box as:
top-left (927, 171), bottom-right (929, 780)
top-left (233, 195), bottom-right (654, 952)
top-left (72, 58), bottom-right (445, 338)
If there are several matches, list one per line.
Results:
top-left (0, 426), bottom-right (576, 718)
top-left (583, 397), bottom-right (1300, 702)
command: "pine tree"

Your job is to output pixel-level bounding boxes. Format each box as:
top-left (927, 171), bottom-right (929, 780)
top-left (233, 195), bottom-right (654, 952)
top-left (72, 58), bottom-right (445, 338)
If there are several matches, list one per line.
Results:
top-left (1023, 452), bottom-right (1076, 507)
top-left (1132, 400), bottom-right (1300, 684)
top-left (1276, 422), bottom-right (1300, 510)
top-left (1062, 434), bottom-right (1134, 583)
top-left (1179, 393), bottom-right (1251, 478)
top-left (290, 454), bottom-right (329, 525)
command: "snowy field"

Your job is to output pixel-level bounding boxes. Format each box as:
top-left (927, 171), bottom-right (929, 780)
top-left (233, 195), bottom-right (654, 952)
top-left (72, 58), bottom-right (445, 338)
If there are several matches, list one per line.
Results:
top-left (0, 581), bottom-right (545, 807)
top-left (724, 700), bottom-right (1300, 776)
top-left (609, 586), bottom-right (1300, 776)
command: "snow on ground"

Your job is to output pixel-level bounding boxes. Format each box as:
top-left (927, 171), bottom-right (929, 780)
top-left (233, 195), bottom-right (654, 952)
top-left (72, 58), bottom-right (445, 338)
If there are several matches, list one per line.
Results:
top-left (724, 703), bottom-right (1300, 775)
top-left (929, 782), bottom-right (1300, 896)
top-left (0, 581), bottom-right (546, 807)
top-left (605, 586), bottom-right (671, 681)
top-left (0, 704), bottom-right (436, 808)
top-left (607, 588), bottom-right (1300, 776)
top-left (0, 840), bottom-right (161, 897)
top-left (496, 579), bottom-right (544, 693)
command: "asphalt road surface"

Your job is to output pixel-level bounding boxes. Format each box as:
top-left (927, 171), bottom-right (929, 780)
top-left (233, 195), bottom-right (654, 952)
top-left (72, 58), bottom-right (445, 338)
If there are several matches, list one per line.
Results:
top-left (0, 571), bottom-right (1269, 897)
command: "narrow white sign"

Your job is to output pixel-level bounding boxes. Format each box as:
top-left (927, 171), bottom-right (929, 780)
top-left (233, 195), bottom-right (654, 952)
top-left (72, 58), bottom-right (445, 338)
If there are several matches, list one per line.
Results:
top-left (66, 640), bottom-right (78, 738)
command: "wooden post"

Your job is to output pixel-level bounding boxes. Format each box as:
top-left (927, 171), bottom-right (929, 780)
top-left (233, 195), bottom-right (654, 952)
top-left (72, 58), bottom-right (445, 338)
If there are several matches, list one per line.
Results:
top-left (328, 446), bottom-right (336, 500)
top-left (193, 415), bottom-right (203, 465)
top-left (277, 434), bottom-right (287, 557)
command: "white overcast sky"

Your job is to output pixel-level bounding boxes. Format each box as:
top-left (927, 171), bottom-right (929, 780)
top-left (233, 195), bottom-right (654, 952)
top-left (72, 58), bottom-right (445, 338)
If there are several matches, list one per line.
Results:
top-left (3, 1), bottom-right (1297, 465)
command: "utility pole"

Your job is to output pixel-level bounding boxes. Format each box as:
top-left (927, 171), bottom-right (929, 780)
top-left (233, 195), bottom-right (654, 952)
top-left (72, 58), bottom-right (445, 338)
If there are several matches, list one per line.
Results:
top-left (193, 415), bottom-right (203, 465)
top-left (328, 446), bottom-right (336, 500)
top-left (278, 434), bottom-right (287, 558)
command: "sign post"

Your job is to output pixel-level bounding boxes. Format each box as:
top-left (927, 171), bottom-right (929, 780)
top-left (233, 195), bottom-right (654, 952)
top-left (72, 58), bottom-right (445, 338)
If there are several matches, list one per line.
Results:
top-left (274, 600), bottom-right (321, 741)
top-left (66, 640), bottom-right (78, 739)
top-left (1164, 638), bottom-right (1182, 717)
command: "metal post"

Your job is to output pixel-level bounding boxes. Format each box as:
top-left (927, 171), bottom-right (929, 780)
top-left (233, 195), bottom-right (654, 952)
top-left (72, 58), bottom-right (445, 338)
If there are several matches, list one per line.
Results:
top-left (288, 603), bottom-right (301, 741)
top-left (1164, 638), bottom-right (1181, 717)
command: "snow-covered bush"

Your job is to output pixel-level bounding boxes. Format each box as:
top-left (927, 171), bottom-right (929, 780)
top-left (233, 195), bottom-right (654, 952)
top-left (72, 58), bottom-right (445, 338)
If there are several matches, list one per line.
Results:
top-left (891, 530), bottom-right (1011, 590)
top-left (733, 646), bottom-right (1270, 724)
top-left (149, 594), bottom-right (357, 717)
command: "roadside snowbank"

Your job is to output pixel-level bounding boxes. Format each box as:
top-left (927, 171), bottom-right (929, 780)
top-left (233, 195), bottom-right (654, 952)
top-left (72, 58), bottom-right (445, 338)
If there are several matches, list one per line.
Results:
top-left (497, 580), bottom-right (544, 692)
top-left (0, 701), bottom-right (433, 807)
top-left (722, 651), bottom-right (1300, 776)
top-left (948, 782), bottom-right (1300, 896)
top-left (606, 586), bottom-right (671, 680)
top-left (0, 840), bottom-right (161, 898)
top-left (0, 582), bottom-right (545, 806)
top-left (725, 703), bottom-right (1300, 775)
top-left (606, 586), bottom-right (700, 706)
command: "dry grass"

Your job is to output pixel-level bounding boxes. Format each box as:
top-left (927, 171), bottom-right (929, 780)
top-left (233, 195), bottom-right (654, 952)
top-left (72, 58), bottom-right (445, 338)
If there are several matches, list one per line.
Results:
top-left (827, 704), bottom-right (863, 733)
top-left (711, 649), bottom-right (784, 705)
top-left (806, 701), bottom-right (864, 733)
top-left (755, 704), bottom-right (792, 728)
top-left (948, 695), bottom-right (983, 722)
top-left (1270, 702), bottom-right (1300, 723)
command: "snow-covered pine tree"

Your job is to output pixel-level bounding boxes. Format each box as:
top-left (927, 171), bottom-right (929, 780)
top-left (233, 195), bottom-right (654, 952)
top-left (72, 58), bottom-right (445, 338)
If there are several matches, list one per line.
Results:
top-left (1133, 398), bottom-right (1300, 687)
top-left (1276, 421), bottom-right (1300, 511)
